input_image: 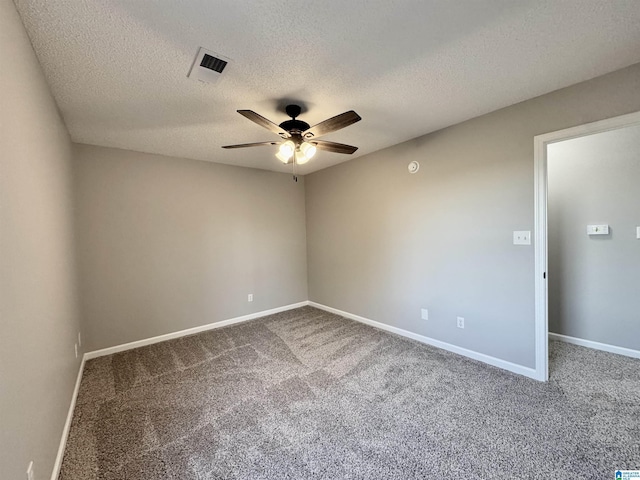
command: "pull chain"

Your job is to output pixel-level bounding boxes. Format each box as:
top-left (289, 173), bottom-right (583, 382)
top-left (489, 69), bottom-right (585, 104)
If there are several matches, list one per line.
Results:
top-left (292, 148), bottom-right (298, 182)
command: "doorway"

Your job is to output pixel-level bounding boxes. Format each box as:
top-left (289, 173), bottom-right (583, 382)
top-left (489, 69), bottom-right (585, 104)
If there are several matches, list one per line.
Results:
top-left (533, 110), bottom-right (640, 381)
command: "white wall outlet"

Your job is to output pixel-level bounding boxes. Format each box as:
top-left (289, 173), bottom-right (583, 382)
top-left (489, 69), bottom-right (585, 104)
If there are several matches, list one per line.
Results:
top-left (78, 331), bottom-right (82, 347)
top-left (26, 461), bottom-right (34, 480)
top-left (457, 317), bottom-right (465, 329)
top-left (74, 343), bottom-right (78, 359)
top-left (421, 309), bottom-right (428, 320)
top-left (247, 294), bottom-right (253, 302)
top-left (513, 231), bottom-right (531, 245)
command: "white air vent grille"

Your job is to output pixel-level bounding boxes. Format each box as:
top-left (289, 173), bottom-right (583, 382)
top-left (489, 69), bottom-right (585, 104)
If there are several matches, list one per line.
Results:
top-left (188, 47), bottom-right (231, 84)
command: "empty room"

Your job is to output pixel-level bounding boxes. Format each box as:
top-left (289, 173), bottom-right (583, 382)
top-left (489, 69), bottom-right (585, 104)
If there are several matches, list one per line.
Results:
top-left (2, 0), bottom-right (640, 479)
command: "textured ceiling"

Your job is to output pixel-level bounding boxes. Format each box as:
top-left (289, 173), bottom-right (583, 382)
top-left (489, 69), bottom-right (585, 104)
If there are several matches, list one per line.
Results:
top-left (14, 0), bottom-right (640, 174)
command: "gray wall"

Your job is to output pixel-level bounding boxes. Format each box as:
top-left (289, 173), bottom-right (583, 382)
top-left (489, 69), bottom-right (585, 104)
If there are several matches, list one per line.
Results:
top-left (73, 144), bottom-right (308, 352)
top-left (0, 0), bottom-right (82, 478)
top-left (306, 63), bottom-right (640, 369)
top-left (548, 125), bottom-right (640, 350)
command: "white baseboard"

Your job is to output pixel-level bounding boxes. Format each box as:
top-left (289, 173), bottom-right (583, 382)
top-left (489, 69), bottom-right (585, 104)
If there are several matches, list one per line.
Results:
top-left (50, 356), bottom-right (85, 480)
top-left (549, 332), bottom-right (640, 359)
top-left (84, 301), bottom-right (309, 360)
top-left (308, 302), bottom-right (539, 380)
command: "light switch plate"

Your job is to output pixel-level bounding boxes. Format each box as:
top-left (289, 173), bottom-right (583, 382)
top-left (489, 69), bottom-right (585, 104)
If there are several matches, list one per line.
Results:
top-left (587, 224), bottom-right (609, 235)
top-left (636, 226), bottom-right (640, 239)
top-left (513, 231), bottom-right (531, 245)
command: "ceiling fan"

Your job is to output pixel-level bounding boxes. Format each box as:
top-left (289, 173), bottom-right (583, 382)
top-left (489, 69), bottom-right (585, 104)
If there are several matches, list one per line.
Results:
top-left (222, 104), bottom-right (361, 165)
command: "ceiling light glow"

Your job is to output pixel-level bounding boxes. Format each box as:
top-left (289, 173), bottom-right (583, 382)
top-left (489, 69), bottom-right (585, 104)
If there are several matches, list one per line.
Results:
top-left (276, 140), bottom-right (295, 163)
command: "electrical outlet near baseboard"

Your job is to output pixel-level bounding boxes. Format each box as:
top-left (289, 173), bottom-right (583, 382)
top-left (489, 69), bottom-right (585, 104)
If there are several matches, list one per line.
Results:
top-left (247, 294), bottom-right (253, 302)
top-left (457, 317), bottom-right (465, 329)
top-left (421, 309), bottom-right (428, 320)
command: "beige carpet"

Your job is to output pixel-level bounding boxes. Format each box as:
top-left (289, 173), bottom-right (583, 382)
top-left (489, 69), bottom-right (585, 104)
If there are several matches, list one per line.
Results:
top-left (59, 306), bottom-right (640, 479)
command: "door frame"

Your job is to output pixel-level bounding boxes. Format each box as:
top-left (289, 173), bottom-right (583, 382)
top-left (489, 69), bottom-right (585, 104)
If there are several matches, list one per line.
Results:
top-left (533, 110), bottom-right (640, 381)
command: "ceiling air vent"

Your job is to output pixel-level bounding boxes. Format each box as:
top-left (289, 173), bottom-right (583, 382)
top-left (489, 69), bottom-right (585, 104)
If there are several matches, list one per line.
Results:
top-left (200, 54), bottom-right (227, 73)
top-left (187, 47), bottom-right (231, 84)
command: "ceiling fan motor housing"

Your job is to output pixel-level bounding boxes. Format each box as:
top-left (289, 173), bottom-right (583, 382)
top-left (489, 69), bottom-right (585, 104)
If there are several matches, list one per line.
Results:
top-left (279, 105), bottom-right (309, 136)
top-left (279, 119), bottom-right (310, 135)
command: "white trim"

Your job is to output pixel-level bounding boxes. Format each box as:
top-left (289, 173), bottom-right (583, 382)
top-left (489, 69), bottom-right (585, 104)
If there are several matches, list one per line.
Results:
top-left (84, 302), bottom-right (309, 360)
top-left (535, 111), bottom-right (640, 145)
top-left (50, 357), bottom-right (85, 480)
top-left (309, 302), bottom-right (538, 380)
top-left (549, 333), bottom-right (640, 360)
top-left (533, 133), bottom-right (549, 381)
top-left (533, 110), bottom-right (640, 383)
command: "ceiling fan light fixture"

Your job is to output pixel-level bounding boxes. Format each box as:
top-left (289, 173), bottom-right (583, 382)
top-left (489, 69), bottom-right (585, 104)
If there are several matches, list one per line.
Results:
top-left (300, 141), bottom-right (316, 160)
top-left (294, 150), bottom-right (309, 165)
top-left (276, 140), bottom-right (295, 163)
top-left (276, 151), bottom-right (292, 163)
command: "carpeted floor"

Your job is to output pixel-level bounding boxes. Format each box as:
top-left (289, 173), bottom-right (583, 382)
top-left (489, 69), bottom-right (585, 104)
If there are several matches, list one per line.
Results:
top-left (59, 306), bottom-right (640, 479)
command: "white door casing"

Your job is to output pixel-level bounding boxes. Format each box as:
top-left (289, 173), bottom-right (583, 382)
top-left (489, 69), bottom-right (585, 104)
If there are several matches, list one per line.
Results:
top-left (533, 110), bottom-right (640, 381)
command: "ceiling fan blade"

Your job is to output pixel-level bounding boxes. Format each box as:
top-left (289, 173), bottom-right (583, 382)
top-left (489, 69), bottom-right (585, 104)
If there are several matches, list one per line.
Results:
top-left (311, 140), bottom-right (358, 154)
top-left (237, 110), bottom-right (290, 138)
top-left (302, 111), bottom-right (361, 139)
top-left (222, 141), bottom-right (279, 149)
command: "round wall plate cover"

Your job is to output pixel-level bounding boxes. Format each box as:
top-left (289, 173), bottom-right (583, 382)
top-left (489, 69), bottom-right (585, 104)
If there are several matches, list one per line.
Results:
top-left (408, 161), bottom-right (420, 174)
